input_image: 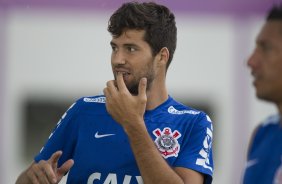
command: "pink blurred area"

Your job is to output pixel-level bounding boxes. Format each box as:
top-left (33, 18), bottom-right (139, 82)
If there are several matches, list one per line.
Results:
top-left (0, 0), bottom-right (274, 15)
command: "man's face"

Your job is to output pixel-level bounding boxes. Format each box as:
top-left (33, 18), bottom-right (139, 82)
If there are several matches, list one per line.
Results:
top-left (247, 21), bottom-right (282, 103)
top-left (110, 29), bottom-right (156, 95)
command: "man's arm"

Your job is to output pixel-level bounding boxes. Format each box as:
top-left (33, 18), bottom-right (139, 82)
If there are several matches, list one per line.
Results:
top-left (15, 151), bottom-right (74, 184)
top-left (103, 73), bottom-right (204, 184)
top-left (125, 120), bottom-right (204, 184)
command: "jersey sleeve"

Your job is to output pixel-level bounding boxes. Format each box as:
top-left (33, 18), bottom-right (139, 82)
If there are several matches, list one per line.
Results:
top-left (34, 98), bottom-right (82, 167)
top-left (174, 112), bottom-right (214, 184)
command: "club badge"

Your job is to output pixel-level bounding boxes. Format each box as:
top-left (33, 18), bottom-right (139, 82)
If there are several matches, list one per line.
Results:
top-left (153, 127), bottom-right (181, 158)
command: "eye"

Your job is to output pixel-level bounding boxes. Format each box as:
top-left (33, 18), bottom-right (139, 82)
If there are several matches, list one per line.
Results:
top-left (262, 44), bottom-right (271, 51)
top-left (111, 45), bottom-right (118, 52)
top-left (127, 46), bottom-right (136, 52)
top-left (258, 42), bottom-right (272, 53)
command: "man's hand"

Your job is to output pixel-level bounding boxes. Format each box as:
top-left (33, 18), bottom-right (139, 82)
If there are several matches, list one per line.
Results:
top-left (25, 151), bottom-right (74, 184)
top-left (103, 72), bottom-right (147, 129)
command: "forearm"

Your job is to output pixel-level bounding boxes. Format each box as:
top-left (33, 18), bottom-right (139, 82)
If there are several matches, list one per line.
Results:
top-left (125, 122), bottom-right (184, 184)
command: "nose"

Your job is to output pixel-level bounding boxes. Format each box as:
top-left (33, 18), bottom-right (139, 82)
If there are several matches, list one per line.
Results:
top-left (247, 53), bottom-right (254, 68)
top-left (247, 50), bottom-right (259, 69)
top-left (111, 50), bottom-right (126, 66)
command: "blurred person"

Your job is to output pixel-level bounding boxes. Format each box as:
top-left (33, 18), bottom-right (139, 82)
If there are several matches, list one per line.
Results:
top-left (15, 2), bottom-right (213, 184)
top-left (243, 4), bottom-right (282, 184)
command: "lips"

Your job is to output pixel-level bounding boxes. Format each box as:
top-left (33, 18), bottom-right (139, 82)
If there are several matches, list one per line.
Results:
top-left (114, 67), bottom-right (129, 72)
top-left (251, 70), bottom-right (261, 83)
top-left (252, 76), bottom-right (264, 88)
top-left (118, 71), bottom-right (130, 76)
top-left (114, 68), bottom-right (131, 82)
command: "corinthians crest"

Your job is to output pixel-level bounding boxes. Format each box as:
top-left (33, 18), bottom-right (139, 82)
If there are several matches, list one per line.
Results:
top-left (153, 127), bottom-right (181, 158)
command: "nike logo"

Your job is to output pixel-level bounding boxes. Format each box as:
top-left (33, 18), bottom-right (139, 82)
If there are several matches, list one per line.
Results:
top-left (95, 132), bottom-right (115, 138)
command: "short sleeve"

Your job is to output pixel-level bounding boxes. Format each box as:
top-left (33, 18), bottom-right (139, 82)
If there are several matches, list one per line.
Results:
top-left (174, 112), bottom-right (213, 184)
top-left (34, 98), bottom-right (82, 167)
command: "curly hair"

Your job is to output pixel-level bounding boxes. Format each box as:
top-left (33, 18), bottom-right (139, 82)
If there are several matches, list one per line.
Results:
top-left (108, 2), bottom-right (177, 70)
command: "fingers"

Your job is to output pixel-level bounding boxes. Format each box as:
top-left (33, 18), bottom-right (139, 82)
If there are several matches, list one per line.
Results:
top-left (45, 151), bottom-right (63, 183)
top-left (57, 159), bottom-right (74, 178)
top-left (116, 72), bottom-right (128, 92)
top-left (43, 164), bottom-right (57, 183)
top-left (49, 150), bottom-right (63, 166)
top-left (26, 165), bottom-right (41, 184)
top-left (26, 151), bottom-right (71, 184)
top-left (104, 73), bottom-right (127, 97)
top-left (138, 78), bottom-right (147, 99)
top-left (104, 78), bottom-right (118, 95)
top-left (28, 161), bottom-right (56, 184)
top-left (36, 164), bottom-right (53, 183)
top-left (48, 150), bottom-right (63, 175)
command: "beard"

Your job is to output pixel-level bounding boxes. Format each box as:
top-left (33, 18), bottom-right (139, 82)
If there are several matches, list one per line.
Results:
top-left (114, 65), bottom-right (155, 95)
top-left (120, 70), bottom-right (154, 95)
top-left (127, 82), bottom-right (140, 95)
top-left (127, 74), bottom-right (154, 95)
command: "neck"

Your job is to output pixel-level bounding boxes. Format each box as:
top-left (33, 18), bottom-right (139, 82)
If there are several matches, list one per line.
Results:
top-left (145, 79), bottom-right (168, 110)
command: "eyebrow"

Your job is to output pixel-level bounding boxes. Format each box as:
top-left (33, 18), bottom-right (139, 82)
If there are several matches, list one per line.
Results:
top-left (110, 41), bottom-right (139, 48)
top-left (124, 43), bottom-right (139, 48)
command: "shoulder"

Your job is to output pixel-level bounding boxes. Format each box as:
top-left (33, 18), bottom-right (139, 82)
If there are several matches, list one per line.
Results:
top-left (167, 97), bottom-right (202, 115)
top-left (167, 97), bottom-right (213, 127)
top-left (76, 95), bottom-right (106, 107)
top-left (68, 95), bottom-right (107, 115)
top-left (255, 114), bottom-right (281, 137)
top-left (261, 114), bottom-right (281, 128)
top-left (80, 95), bottom-right (106, 104)
top-left (73, 95), bottom-right (105, 104)
top-left (247, 114), bottom-right (280, 155)
top-left (254, 114), bottom-right (281, 136)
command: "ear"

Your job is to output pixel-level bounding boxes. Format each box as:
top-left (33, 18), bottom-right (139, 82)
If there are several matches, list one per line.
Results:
top-left (157, 47), bottom-right (169, 67)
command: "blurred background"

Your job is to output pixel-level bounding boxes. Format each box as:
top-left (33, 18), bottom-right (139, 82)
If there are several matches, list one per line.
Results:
top-left (0, 0), bottom-right (279, 183)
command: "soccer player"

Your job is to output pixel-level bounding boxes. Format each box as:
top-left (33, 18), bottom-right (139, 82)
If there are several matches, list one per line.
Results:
top-left (16, 2), bottom-right (214, 184)
top-left (242, 4), bottom-right (282, 184)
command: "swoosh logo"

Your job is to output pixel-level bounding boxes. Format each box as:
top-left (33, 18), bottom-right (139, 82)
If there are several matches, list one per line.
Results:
top-left (95, 132), bottom-right (115, 138)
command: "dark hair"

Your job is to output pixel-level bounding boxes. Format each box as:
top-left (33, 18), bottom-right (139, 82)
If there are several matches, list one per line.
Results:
top-left (108, 2), bottom-right (177, 70)
top-left (267, 4), bottom-right (282, 20)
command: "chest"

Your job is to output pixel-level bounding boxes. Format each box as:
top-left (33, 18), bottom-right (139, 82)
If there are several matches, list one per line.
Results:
top-left (72, 113), bottom-right (191, 167)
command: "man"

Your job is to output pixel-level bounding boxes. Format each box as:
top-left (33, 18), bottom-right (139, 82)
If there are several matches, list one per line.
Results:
top-left (243, 4), bottom-right (282, 184)
top-left (16, 2), bottom-right (213, 184)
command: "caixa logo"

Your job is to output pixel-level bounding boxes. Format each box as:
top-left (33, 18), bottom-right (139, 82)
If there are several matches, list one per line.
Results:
top-left (87, 172), bottom-right (143, 184)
